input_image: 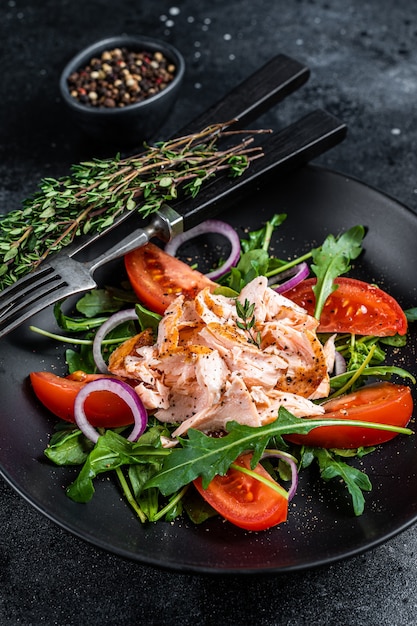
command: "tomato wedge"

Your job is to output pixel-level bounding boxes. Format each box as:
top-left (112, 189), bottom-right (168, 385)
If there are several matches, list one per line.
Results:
top-left (284, 277), bottom-right (408, 336)
top-left (193, 453), bottom-right (288, 531)
top-left (124, 242), bottom-right (216, 315)
top-left (30, 371), bottom-right (135, 428)
top-left (284, 382), bottom-right (413, 449)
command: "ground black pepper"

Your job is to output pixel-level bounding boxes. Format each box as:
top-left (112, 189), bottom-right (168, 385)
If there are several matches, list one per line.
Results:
top-left (66, 47), bottom-right (177, 108)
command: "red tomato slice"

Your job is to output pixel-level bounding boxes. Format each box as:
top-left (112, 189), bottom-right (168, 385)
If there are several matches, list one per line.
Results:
top-left (284, 382), bottom-right (413, 449)
top-left (30, 371), bottom-right (135, 428)
top-left (193, 453), bottom-right (288, 531)
top-left (285, 277), bottom-right (408, 336)
top-left (124, 242), bottom-right (216, 315)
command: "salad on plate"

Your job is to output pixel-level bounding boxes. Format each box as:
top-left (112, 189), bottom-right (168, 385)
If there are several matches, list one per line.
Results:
top-left (28, 214), bottom-right (415, 532)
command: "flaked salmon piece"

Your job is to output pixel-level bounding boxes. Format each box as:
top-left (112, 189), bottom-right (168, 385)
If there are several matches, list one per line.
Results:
top-left (135, 378), bottom-right (170, 411)
top-left (181, 298), bottom-right (202, 323)
top-left (239, 275), bottom-right (318, 331)
top-left (155, 348), bottom-right (229, 425)
top-left (109, 345), bottom-right (159, 383)
top-left (251, 386), bottom-right (325, 422)
top-left (155, 391), bottom-right (205, 424)
top-left (193, 346), bottom-right (229, 402)
top-left (261, 322), bottom-right (329, 398)
top-left (308, 335), bottom-right (336, 399)
top-left (157, 345), bottom-right (221, 391)
top-left (157, 295), bottom-right (204, 353)
top-left (198, 320), bottom-right (249, 354)
top-left (199, 322), bottom-right (287, 388)
top-left (263, 283), bottom-right (319, 331)
top-left (157, 296), bottom-right (185, 354)
top-left (172, 373), bottom-right (262, 437)
top-left (323, 334), bottom-right (337, 373)
top-left (156, 350), bottom-right (198, 390)
top-left (108, 328), bottom-right (154, 375)
top-left (194, 287), bottom-right (236, 324)
top-left (238, 277), bottom-right (269, 324)
top-left (177, 322), bottom-right (206, 347)
top-left (310, 378), bottom-right (330, 400)
top-left (123, 355), bottom-right (158, 386)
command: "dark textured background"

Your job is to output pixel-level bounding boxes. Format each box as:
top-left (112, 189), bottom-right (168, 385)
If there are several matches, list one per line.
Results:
top-left (1, 1), bottom-right (417, 624)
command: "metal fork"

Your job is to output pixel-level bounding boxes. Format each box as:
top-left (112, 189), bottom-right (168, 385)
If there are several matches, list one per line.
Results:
top-left (0, 204), bottom-right (182, 334)
top-left (0, 108), bottom-right (346, 338)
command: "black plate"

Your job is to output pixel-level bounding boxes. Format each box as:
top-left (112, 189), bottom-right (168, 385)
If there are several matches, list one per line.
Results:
top-left (2, 165), bottom-right (417, 574)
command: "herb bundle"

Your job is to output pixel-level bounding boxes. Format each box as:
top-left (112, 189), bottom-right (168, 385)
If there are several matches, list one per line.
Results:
top-left (0, 122), bottom-right (267, 290)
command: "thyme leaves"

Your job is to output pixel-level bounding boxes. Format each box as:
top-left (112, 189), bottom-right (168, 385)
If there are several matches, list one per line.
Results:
top-left (0, 123), bottom-right (267, 290)
top-left (235, 298), bottom-right (262, 348)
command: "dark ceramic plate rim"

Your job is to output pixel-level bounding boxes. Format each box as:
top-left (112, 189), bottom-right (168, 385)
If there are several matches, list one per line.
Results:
top-left (2, 165), bottom-right (417, 575)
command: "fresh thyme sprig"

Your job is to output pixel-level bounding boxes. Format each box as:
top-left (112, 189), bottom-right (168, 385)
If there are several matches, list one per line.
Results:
top-left (235, 298), bottom-right (261, 348)
top-left (0, 122), bottom-right (268, 290)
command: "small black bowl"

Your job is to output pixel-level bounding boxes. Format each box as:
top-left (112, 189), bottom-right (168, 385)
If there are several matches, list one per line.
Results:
top-left (59, 35), bottom-right (185, 147)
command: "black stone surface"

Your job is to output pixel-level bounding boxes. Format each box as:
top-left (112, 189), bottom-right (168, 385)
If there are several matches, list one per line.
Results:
top-left (1, 1), bottom-right (417, 624)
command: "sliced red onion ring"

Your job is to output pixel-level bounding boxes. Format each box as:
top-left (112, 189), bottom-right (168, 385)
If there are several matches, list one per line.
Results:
top-left (334, 350), bottom-right (347, 376)
top-left (74, 378), bottom-right (147, 443)
top-left (270, 262), bottom-right (310, 294)
top-left (93, 309), bottom-right (138, 374)
top-left (261, 450), bottom-right (299, 501)
top-left (164, 219), bottom-right (241, 280)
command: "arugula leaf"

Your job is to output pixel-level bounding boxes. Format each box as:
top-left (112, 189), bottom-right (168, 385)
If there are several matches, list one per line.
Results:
top-left (50, 409), bottom-right (411, 517)
top-left (66, 429), bottom-right (170, 503)
top-left (226, 249), bottom-right (270, 292)
top-left (221, 213), bottom-right (287, 292)
top-left (183, 488), bottom-right (217, 524)
top-left (329, 364), bottom-right (416, 392)
top-left (135, 302), bottom-right (161, 334)
top-left (76, 289), bottom-right (125, 318)
top-left (44, 428), bottom-right (94, 465)
top-left (329, 446), bottom-right (375, 458)
top-left (66, 342), bottom-right (97, 374)
top-left (53, 286), bottom-right (138, 330)
top-left (405, 307), bottom-right (417, 322)
top-left (311, 448), bottom-right (372, 516)
top-left (54, 301), bottom-right (109, 332)
top-left (129, 467), bottom-right (160, 520)
top-left (145, 407), bottom-right (412, 496)
top-left (237, 249), bottom-right (270, 278)
top-left (240, 213), bottom-right (287, 253)
top-left (311, 225), bottom-right (365, 319)
top-left (380, 334), bottom-right (407, 348)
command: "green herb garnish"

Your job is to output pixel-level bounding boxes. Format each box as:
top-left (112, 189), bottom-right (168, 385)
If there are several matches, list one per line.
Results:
top-left (235, 298), bottom-right (261, 347)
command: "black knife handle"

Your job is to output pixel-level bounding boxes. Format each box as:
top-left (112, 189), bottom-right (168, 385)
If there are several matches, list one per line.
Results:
top-left (176, 54), bottom-right (309, 136)
top-left (173, 109), bottom-right (347, 229)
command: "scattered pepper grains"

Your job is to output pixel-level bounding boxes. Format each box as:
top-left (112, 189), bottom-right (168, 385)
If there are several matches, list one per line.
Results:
top-left (66, 47), bottom-right (177, 109)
